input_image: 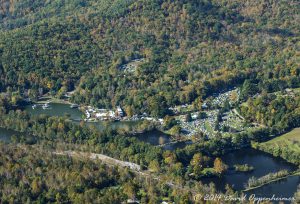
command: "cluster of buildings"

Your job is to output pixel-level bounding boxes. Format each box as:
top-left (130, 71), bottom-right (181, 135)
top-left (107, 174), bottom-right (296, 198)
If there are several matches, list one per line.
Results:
top-left (220, 110), bottom-right (245, 132)
top-left (211, 88), bottom-right (240, 107)
top-left (82, 105), bottom-right (165, 123)
top-left (174, 89), bottom-right (244, 138)
top-left (179, 110), bottom-right (219, 138)
top-left (126, 113), bottom-right (164, 124)
top-left (84, 106), bottom-right (124, 121)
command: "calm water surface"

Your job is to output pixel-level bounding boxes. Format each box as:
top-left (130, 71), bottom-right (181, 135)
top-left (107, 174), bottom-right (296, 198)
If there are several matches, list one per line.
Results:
top-left (23, 103), bottom-right (300, 199)
top-left (201, 148), bottom-right (299, 199)
top-left (25, 103), bottom-right (83, 120)
top-left (0, 128), bottom-right (20, 142)
top-left (248, 175), bottom-right (299, 201)
top-left (24, 103), bottom-right (188, 149)
top-left (135, 130), bottom-right (192, 150)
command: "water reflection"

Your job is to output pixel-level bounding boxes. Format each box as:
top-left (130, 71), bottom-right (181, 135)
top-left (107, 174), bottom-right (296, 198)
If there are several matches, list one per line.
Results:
top-left (24, 103), bottom-right (190, 150)
top-left (24, 103), bottom-right (83, 121)
top-left (201, 148), bottom-right (299, 197)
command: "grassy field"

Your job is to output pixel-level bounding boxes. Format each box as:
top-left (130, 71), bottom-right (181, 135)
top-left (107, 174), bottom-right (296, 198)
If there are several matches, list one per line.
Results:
top-left (264, 128), bottom-right (300, 152)
top-left (255, 128), bottom-right (300, 165)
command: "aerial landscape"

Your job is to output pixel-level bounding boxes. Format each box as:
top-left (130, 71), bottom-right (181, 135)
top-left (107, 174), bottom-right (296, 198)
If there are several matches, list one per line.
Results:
top-left (0, 0), bottom-right (299, 203)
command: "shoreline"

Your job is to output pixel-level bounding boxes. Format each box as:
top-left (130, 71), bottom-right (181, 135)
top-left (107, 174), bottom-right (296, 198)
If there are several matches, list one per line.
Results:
top-left (243, 170), bottom-right (300, 192)
top-left (35, 97), bottom-right (71, 105)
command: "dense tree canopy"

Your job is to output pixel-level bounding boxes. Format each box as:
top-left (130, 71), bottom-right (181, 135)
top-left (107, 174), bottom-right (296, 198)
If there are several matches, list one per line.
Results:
top-left (0, 0), bottom-right (298, 116)
top-left (0, 0), bottom-right (299, 202)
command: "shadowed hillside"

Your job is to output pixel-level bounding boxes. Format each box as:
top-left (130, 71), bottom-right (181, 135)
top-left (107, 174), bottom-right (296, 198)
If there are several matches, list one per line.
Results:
top-left (0, 0), bottom-right (299, 116)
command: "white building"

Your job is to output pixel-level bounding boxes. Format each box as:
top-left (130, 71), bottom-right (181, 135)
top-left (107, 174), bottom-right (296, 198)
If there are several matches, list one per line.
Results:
top-left (116, 106), bottom-right (124, 117)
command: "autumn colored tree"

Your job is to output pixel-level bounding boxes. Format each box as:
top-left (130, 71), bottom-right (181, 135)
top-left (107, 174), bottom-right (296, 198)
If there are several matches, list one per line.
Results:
top-left (149, 160), bottom-right (160, 173)
top-left (213, 157), bottom-right (228, 174)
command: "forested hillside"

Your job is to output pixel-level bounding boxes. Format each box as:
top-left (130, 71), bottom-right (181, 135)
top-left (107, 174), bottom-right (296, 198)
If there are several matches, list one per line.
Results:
top-left (0, 1), bottom-right (299, 202)
top-left (0, 0), bottom-right (299, 116)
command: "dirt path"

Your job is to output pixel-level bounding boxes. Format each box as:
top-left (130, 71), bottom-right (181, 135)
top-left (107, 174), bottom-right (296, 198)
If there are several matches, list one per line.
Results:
top-left (54, 151), bottom-right (141, 171)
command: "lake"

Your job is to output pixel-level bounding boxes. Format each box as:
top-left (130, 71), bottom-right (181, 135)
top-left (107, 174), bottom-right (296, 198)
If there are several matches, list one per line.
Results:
top-left (201, 148), bottom-right (299, 199)
top-left (24, 103), bottom-right (189, 150)
top-left (136, 130), bottom-right (171, 145)
top-left (248, 175), bottom-right (299, 199)
top-left (25, 103), bottom-right (141, 130)
top-left (22, 103), bottom-right (300, 198)
top-left (24, 103), bottom-right (84, 121)
top-left (132, 130), bottom-right (192, 150)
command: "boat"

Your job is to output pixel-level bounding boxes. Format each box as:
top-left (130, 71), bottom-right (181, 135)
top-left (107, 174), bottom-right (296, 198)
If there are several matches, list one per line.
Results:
top-left (70, 104), bottom-right (79, 108)
top-left (42, 103), bottom-right (50, 109)
top-left (32, 104), bottom-right (37, 109)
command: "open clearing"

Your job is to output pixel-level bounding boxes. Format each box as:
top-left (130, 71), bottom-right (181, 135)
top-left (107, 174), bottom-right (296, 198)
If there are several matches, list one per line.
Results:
top-left (261, 128), bottom-right (300, 152)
